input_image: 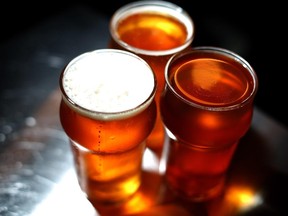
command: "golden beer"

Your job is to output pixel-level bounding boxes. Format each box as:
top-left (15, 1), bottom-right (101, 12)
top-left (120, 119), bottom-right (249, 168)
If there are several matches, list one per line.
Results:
top-left (160, 47), bottom-right (258, 201)
top-left (59, 49), bottom-right (157, 208)
top-left (109, 0), bottom-right (195, 157)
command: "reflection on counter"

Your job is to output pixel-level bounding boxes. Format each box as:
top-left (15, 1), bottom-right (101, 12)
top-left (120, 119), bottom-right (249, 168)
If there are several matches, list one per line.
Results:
top-left (30, 168), bottom-right (96, 216)
top-left (0, 87), bottom-right (288, 215)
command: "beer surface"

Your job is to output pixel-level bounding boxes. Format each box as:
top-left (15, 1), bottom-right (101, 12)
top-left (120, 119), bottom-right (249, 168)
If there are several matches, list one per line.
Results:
top-left (116, 13), bottom-right (188, 51)
top-left (171, 57), bottom-right (254, 107)
top-left (62, 50), bottom-right (155, 115)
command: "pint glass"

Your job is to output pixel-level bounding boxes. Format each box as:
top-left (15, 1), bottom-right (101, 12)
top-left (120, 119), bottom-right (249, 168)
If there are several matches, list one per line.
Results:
top-left (160, 47), bottom-right (258, 201)
top-left (109, 0), bottom-right (195, 156)
top-left (59, 49), bottom-right (157, 209)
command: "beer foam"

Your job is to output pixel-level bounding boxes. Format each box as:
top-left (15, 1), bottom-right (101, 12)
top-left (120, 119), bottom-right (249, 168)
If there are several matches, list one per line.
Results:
top-left (62, 49), bottom-right (155, 115)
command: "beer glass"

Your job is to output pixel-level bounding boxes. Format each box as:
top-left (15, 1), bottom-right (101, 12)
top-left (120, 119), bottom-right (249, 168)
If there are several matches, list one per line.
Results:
top-left (109, 0), bottom-right (195, 157)
top-left (160, 46), bottom-right (258, 202)
top-left (59, 49), bottom-right (157, 210)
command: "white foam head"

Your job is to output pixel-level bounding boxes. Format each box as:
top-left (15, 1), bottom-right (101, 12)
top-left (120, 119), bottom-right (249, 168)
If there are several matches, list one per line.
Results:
top-left (61, 49), bottom-right (156, 120)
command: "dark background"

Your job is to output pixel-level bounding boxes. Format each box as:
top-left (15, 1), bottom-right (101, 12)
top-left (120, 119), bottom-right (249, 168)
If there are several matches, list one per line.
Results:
top-left (1, 0), bottom-right (287, 127)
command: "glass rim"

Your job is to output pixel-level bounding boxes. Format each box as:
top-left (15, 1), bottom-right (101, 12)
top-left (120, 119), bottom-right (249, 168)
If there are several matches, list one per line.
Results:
top-left (164, 46), bottom-right (259, 111)
top-left (60, 49), bottom-right (157, 121)
top-left (109, 0), bottom-right (195, 56)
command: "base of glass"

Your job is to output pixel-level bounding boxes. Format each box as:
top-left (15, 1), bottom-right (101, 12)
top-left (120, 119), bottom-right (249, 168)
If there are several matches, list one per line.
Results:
top-left (167, 176), bottom-right (226, 203)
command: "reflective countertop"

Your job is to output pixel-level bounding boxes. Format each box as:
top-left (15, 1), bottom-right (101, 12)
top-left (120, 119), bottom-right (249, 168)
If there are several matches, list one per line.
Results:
top-left (1, 5), bottom-right (288, 216)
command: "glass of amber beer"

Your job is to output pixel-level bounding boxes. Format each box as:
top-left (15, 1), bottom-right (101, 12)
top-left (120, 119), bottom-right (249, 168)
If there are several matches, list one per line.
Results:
top-left (160, 46), bottom-right (258, 202)
top-left (109, 0), bottom-right (195, 157)
top-left (59, 49), bottom-right (157, 211)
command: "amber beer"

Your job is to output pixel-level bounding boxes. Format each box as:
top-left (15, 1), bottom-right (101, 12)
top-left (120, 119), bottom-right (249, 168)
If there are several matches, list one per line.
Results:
top-left (59, 49), bottom-right (157, 209)
top-left (160, 47), bottom-right (258, 201)
top-left (109, 0), bottom-right (195, 156)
